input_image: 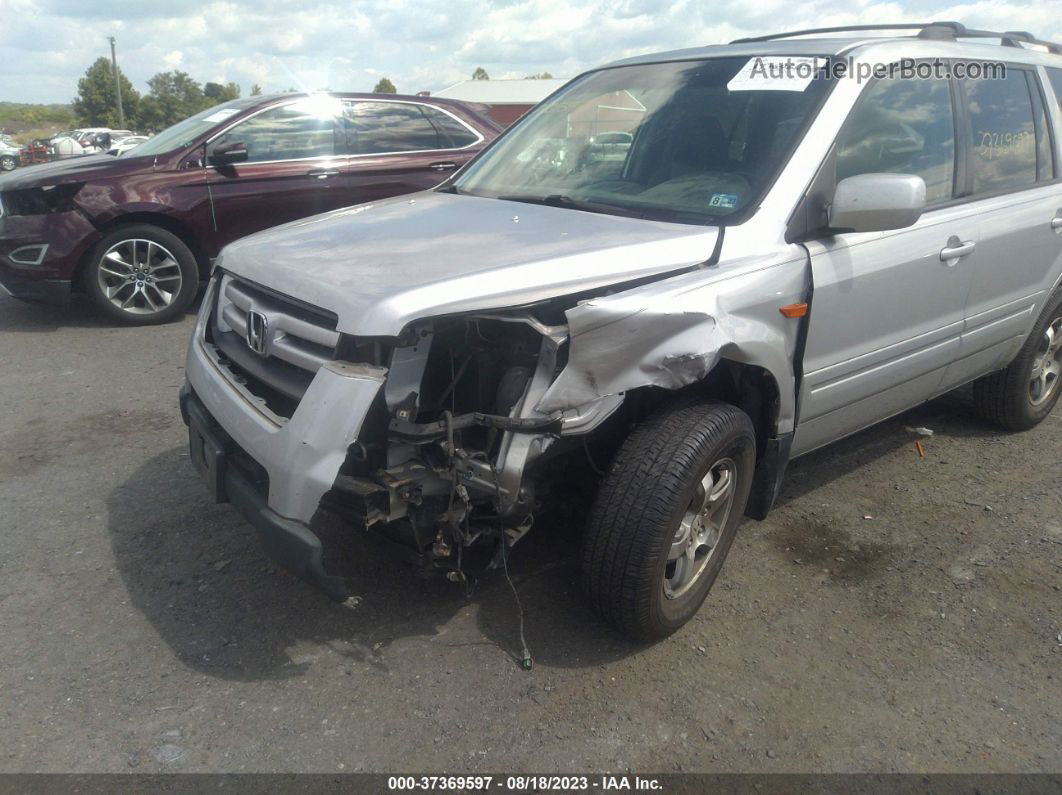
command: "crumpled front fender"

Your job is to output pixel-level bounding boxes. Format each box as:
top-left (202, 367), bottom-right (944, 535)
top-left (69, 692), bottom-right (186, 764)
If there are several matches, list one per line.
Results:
top-left (535, 254), bottom-right (809, 435)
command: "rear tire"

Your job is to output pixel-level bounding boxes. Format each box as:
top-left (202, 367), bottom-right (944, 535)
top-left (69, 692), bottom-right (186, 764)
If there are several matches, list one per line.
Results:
top-left (84, 224), bottom-right (199, 326)
top-left (0, 155), bottom-right (16, 171)
top-left (582, 399), bottom-right (756, 641)
top-left (973, 290), bottom-right (1062, 430)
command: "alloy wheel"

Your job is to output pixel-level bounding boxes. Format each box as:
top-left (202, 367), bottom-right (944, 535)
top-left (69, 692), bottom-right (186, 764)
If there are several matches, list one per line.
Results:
top-left (96, 238), bottom-right (183, 316)
top-left (1029, 317), bottom-right (1062, 406)
top-left (664, 457), bottom-right (737, 600)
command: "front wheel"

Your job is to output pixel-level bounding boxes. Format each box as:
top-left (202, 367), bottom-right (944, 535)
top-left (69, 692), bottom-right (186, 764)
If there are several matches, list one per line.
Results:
top-left (84, 224), bottom-right (200, 325)
top-left (582, 400), bottom-right (756, 641)
top-left (0, 155), bottom-right (16, 171)
top-left (973, 290), bottom-right (1062, 430)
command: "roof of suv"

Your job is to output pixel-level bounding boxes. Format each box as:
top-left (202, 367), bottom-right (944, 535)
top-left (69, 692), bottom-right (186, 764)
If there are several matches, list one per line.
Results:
top-left (601, 21), bottom-right (1062, 70)
top-left (250, 90), bottom-right (491, 111)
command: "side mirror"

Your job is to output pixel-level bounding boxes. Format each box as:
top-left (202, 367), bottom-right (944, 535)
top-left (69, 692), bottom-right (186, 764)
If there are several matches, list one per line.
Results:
top-left (828, 173), bottom-right (926, 234)
top-left (209, 141), bottom-right (248, 166)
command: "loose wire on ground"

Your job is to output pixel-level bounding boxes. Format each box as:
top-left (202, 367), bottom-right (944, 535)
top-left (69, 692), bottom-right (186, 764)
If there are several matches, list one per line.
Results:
top-left (501, 539), bottom-right (533, 671)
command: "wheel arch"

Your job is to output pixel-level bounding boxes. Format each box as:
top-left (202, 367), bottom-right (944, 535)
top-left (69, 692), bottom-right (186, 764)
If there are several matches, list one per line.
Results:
top-left (74, 212), bottom-right (210, 291)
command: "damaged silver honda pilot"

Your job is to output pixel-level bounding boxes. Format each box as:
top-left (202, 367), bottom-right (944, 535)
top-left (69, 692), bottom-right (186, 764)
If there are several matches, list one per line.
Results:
top-left (182, 22), bottom-right (1062, 640)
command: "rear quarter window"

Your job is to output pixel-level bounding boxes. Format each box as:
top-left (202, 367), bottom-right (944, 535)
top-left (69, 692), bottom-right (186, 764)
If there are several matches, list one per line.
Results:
top-left (421, 105), bottom-right (480, 148)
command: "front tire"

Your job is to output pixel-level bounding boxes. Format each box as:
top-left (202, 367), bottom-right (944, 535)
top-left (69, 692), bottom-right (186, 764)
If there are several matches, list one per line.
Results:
top-left (84, 225), bottom-right (199, 325)
top-left (582, 400), bottom-right (756, 641)
top-left (973, 290), bottom-right (1062, 430)
top-left (0, 155), bottom-right (16, 171)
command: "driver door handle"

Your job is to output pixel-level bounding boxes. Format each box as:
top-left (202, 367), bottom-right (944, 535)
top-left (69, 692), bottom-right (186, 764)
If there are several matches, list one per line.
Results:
top-left (429, 161), bottom-right (457, 172)
top-left (308, 168), bottom-right (340, 179)
top-left (940, 236), bottom-right (976, 264)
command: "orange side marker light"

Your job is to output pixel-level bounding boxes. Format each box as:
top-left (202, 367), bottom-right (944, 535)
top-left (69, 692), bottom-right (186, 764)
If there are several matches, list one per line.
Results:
top-left (779, 303), bottom-right (808, 319)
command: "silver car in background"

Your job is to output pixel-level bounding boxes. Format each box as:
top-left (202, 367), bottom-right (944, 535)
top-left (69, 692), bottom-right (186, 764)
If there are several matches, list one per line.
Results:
top-left (0, 136), bottom-right (20, 171)
top-left (182, 21), bottom-right (1062, 641)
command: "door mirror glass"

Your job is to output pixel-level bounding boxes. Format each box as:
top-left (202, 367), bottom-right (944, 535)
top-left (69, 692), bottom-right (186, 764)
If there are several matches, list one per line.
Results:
top-left (209, 141), bottom-right (248, 165)
top-left (829, 173), bottom-right (925, 233)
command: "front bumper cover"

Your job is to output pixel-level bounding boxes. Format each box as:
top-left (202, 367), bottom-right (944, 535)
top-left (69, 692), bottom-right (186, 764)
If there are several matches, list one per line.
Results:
top-left (0, 271), bottom-right (71, 304)
top-left (0, 209), bottom-right (101, 282)
top-left (181, 385), bottom-right (352, 600)
top-left (183, 277), bottom-right (387, 523)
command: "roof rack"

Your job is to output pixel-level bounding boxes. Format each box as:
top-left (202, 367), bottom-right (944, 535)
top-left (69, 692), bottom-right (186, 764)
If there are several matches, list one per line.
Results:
top-left (730, 21), bottom-right (1062, 55)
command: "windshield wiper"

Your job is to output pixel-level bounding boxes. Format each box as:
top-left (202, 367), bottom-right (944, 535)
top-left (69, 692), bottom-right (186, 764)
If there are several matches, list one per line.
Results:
top-left (497, 194), bottom-right (645, 219)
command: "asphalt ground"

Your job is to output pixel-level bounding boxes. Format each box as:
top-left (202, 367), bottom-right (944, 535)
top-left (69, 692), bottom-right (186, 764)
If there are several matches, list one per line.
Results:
top-left (0, 290), bottom-right (1059, 773)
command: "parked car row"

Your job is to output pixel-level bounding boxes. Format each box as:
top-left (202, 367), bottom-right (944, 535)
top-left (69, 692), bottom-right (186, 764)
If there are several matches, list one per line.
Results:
top-left (48, 128), bottom-right (141, 159)
top-left (5, 25), bottom-right (1062, 641)
top-left (3, 128), bottom-right (150, 171)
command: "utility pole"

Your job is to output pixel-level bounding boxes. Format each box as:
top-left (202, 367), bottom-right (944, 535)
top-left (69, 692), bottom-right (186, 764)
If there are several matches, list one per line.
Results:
top-left (107, 36), bottom-right (125, 127)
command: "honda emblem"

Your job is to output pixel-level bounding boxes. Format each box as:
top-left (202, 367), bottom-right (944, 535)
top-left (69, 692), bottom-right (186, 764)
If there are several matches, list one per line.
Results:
top-left (246, 310), bottom-right (268, 355)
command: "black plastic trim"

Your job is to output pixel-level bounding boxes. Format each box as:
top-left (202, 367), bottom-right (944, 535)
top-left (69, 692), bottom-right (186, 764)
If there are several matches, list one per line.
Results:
top-left (745, 432), bottom-right (793, 520)
top-left (181, 389), bottom-right (352, 601)
top-left (0, 273), bottom-right (71, 305)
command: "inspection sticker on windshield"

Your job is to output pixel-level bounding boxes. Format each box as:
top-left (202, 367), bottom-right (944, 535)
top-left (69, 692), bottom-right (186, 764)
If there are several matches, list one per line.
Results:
top-left (202, 108), bottom-right (240, 123)
top-left (709, 193), bottom-right (738, 209)
top-left (727, 57), bottom-right (825, 92)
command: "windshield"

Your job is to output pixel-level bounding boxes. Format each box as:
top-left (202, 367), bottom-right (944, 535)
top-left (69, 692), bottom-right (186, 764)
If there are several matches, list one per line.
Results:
top-left (453, 57), bottom-right (830, 225)
top-left (132, 97), bottom-right (261, 157)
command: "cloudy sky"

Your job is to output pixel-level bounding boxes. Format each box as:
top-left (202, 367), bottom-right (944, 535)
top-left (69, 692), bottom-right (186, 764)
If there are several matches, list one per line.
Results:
top-left (2, 0), bottom-right (1060, 105)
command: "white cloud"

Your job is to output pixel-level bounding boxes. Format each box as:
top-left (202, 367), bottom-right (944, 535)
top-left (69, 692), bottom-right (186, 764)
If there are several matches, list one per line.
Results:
top-left (1, 0), bottom-right (1059, 103)
top-left (161, 50), bottom-right (184, 70)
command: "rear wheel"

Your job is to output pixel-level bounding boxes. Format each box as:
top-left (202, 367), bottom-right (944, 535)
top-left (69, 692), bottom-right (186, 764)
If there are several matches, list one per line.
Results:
top-left (0, 155), bottom-right (16, 171)
top-left (973, 291), bottom-right (1062, 430)
top-left (582, 400), bottom-right (756, 641)
top-left (84, 224), bottom-right (199, 325)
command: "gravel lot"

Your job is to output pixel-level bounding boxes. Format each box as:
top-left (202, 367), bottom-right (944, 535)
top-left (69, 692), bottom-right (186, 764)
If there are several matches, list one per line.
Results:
top-left (0, 290), bottom-right (1059, 774)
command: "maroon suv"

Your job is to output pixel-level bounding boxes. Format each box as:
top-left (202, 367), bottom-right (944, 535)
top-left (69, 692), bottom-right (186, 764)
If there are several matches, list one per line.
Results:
top-left (0, 93), bottom-right (499, 324)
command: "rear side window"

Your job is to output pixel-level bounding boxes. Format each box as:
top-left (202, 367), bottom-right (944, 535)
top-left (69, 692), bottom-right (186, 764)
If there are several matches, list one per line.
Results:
top-left (836, 74), bottom-right (955, 205)
top-left (1030, 73), bottom-right (1055, 182)
top-left (421, 105), bottom-right (480, 148)
top-left (343, 102), bottom-right (441, 155)
top-left (961, 70), bottom-right (1041, 194)
top-left (213, 101), bottom-right (338, 163)
top-left (1047, 68), bottom-right (1062, 107)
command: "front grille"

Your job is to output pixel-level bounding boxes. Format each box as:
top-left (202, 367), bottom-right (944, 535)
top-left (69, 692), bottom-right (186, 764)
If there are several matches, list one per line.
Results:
top-left (208, 273), bottom-right (340, 417)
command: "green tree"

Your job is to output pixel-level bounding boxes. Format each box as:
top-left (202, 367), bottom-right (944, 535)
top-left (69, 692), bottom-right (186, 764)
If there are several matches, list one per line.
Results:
top-left (72, 57), bottom-right (140, 127)
top-left (250, 83), bottom-right (263, 96)
top-left (204, 81), bottom-right (241, 103)
top-left (137, 71), bottom-right (207, 131)
top-left (472, 67), bottom-right (489, 80)
top-left (524, 72), bottom-right (553, 79)
top-left (372, 77), bottom-right (397, 94)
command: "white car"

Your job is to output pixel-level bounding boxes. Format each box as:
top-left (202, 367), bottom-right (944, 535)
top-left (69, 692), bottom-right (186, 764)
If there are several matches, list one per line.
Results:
top-left (108, 135), bottom-right (150, 156)
top-left (0, 138), bottom-right (20, 171)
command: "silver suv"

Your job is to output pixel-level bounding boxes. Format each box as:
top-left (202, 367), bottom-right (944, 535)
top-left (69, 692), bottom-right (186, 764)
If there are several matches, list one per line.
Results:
top-left (181, 22), bottom-right (1062, 641)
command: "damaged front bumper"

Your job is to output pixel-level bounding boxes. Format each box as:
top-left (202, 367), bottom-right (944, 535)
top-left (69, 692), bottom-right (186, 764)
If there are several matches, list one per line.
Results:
top-left (180, 387), bottom-right (352, 600)
top-left (182, 279), bottom-right (387, 598)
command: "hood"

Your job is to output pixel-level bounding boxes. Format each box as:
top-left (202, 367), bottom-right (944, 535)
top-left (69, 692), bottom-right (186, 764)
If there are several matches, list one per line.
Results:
top-left (220, 191), bottom-right (720, 336)
top-left (0, 153), bottom-right (154, 190)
